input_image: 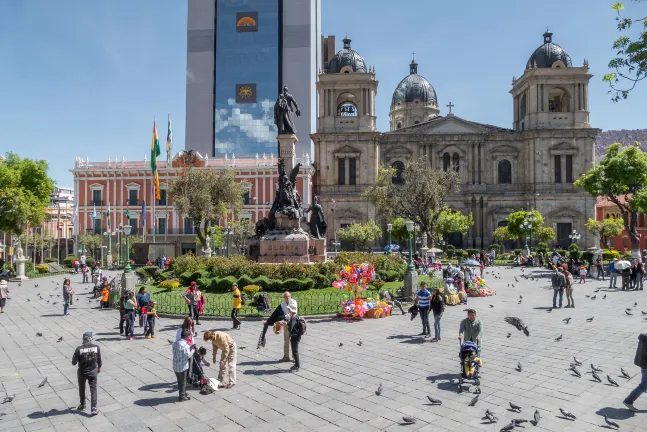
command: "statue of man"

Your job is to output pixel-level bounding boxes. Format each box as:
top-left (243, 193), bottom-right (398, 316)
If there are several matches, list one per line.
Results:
top-left (273, 86), bottom-right (301, 135)
top-left (303, 196), bottom-right (326, 239)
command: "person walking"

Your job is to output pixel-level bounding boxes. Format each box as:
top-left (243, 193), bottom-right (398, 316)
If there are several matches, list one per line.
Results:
top-left (72, 331), bottom-right (102, 415)
top-left (123, 292), bottom-right (137, 340)
top-left (609, 258), bottom-right (619, 289)
top-left (63, 279), bottom-right (73, 316)
top-left (565, 269), bottom-right (575, 308)
top-left (636, 260), bottom-right (645, 290)
top-left (623, 333), bottom-right (647, 411)
top-left (415, 282), bottom-right (432, 337)
top-left (596, 255), bottom-right (606, 281)
top-left (430, 288), bottom-right (445, 342)
top-left (172, 330), bottom-right (193, 402)
top-left (551, 267), bottom-right (566, 308)
top-left (203, 330), bottom-right (237, 388)
top-left (286, 304), bottom-right (302, 372)
top-left (117, 292), bottom-right (126, 335)
top-left (144, 300), bottom-right (159, 339)
top-left (458, 309), bottom-right (483, 355)
top-left (0, 280), bottom-right (9, 313)
top-left (231, 283), bottom-right (242, 330)
top-left (257, 291), bottom-right (297, 363)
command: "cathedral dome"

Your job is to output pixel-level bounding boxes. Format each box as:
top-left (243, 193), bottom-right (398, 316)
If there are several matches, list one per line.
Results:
top-left (526, 30), bottom-right (572, 68)
top-left (327, 37), bottom-right (367, 74)
top-left (391, 59), bottom-right (437, 106)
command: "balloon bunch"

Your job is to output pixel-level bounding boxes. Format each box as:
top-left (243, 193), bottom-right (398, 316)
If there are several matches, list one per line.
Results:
top-left (468, 276), bottom-right (496, 297)
top-left (331, 263), bottom-right (375, 293)
top-left (341, 299), bottom-right (391, 318)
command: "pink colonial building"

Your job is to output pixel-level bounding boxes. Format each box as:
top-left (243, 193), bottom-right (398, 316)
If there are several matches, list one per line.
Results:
top-left (71, 150), bottom-right (314, 256)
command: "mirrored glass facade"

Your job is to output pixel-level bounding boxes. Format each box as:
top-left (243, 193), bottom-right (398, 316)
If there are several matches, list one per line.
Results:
top-left (214, 0), bottom-right (280, 156)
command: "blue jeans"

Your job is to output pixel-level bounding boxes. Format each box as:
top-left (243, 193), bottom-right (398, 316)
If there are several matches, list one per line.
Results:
top-left (625, 368), bottom-right (647, 404)
top-left (419, 306), bottom-right (430, 334)
top-left (552, 288), bottom-right (564, 307)
top-left (64, 302), bottom-right (69, 315)
top-left (433, 313), bottom-right (442, 339)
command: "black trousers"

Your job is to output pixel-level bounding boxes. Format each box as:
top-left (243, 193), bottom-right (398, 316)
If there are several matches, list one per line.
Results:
top-left (145, 318), bottom-right (155, 337)
top-left (118, 310), bottom-right (125, 334)
top-left (290, 335), bottom-right (301, 368)
top-left (78, 369), bottom-right (98, 408)
top-left (231, 308), bottom-right (241, 327)
top-left (124, 311), bottom-right (135, 336)
top-left (175, 370), bottom-right (187, 398)
top-left (188, 305), bottom-right (200, 324)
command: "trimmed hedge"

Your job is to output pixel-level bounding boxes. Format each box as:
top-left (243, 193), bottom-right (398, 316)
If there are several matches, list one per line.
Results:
top-left (236, 275), bottom-right (255, 288)
top-left (312, 273), bottom-right (330, 289)
top-left (466, 249), bottom-right (479, 257)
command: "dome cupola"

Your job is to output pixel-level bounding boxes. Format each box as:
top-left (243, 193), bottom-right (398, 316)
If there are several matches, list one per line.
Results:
top-left (526, 30), bottom-right (572, 69)
top-left (391, 58), bottom-right (438, 107)
top-left (326, 37), bottom-right (367, 74)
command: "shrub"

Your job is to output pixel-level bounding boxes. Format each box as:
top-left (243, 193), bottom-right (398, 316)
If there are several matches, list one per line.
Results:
top-left (159, 280), bottom-right (180, 289)
top-left (169, 253), bottom-right (205, 276)
top-left (197, 275), bottom-right (213, 291)
top-left (243, 285), bottom-right (261, 296)
top-left (454, 249), bottom-right (464, 259)
top-left (252, 275), bottom-right (271, 291)
top-left (45, 257), bottom-right (57, 263)
top-left (142, 266), bottom-right (163, 282)
top-left (189, 270), bottom-right (209, 284)
top-left (445, 245), bottom-right (456, 259)
top-left (215, 276), bottom-right (238, 293)
top-left (513, 249), bottom-right (522, 256)
top-left (236, 275), bottom-right (255, 288)
top-left (381, 270), bottom-right (400, 282)
top-left (268, 279), bottom-right (284, 292)
top-left (179, 271), bottom-right (193, 286)
top-left (85, 256), bottom-right (96, 267)
top-left (488, 244), bottom-right (501, 253)
top-left (568, 243), bottom-right (580, 252)
top-left (537, 242), bottom-right (547, 249)
top-left (312, 273), bottom-right (330, 289)
top-left (466, 249), bottom-right (479, 257)
top-left (282, 278), bottom-right (314, 292)
top-left (581, 251), bottom-right (594, 263)
top-left (569, 251), bottom-right (583, 260)
top-left (557, 250), bottom-right (569, 257)
top-left (371, 280), bottom-right (386, 290)
top-left (63, 255), bottom-right (77, 268)
top-left (135, 267), bottom-right (147, 281)
top-left (36, 264), bottom-right (49, 274)
top-left (376, 270), bottom-right (389, 281)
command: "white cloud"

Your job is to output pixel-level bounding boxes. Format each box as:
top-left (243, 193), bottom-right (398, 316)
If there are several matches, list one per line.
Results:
top-left (214, 98), bottom-right (277, 143)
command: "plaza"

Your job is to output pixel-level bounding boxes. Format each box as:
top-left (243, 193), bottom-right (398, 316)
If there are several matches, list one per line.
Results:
top-left (0, 266), bottom-right (645, 432)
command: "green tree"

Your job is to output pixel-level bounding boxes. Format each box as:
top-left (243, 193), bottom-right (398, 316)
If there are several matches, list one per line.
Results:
top-left (604, 2), bottom-right (647, 101)
top-left (576, 143), bottom-right (647, 254)
top-left (535, 226), bottom-right (557, 242)
top-left (585, 216), bottom-right (625, 246)
top-left (79, 233), bottom-right (103, 258)
top-left (505, 210), bottom-right (545, 239)
top-left (390, 218), bottom-right (409, 243)
top-left (229, 220), bottom-right (254, 254)
top-left (362, 157), bottom-right (460, 247)
top-left (168, 167), bottom-right (244, 247)
top-left (492, 226), bottom-right (516, 243)
top-left (436, 208), bottom-right (474, 240)
top-left (0, 153), bottom-right (55, 234)
top-left (337, 220), bottom-right (383, 251)
top-left (196, 225), bottom-right (224, 250)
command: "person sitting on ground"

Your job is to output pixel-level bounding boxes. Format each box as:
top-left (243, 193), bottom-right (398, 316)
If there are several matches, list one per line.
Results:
top-left (379, 290), bottom-right (406, 315)
top-left (463, 351), bottom-right (482, 379)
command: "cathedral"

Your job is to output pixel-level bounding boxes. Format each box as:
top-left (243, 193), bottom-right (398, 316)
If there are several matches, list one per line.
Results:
top-left (311, 32), bottom-right (598, 250)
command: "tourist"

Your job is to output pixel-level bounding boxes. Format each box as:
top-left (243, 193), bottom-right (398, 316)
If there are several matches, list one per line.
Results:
top-left (564, 269), bottom-right (575, 308)
top-left (123, 292), bottom-right (137, 340)
top-left (172, 330), bottom-right (193, 402)
top-left (579, 263), bottom-right (587, 283)
top-left (144, 300), bottom-right (159, 339)
top-left (596, 255), bottom-right (605, 281)
top-left (183, 282), bottom-right (201, 325)
top-left (621, 264), bottom-right (632, 291)
top-left (609, 258), bottom-right (619, 289)
top-left (286, 304), bottom-right (302, 372)
top-left (117, 292), bottom-right (126, 335)
top-left (203, 330), bottom-right (237, 388)
top-left (73, 259), bottom-right (79, 274)
top-left (81, 264), bottom-right (89, 284)
top-left (72, 331), bottom-right (102, 415)
top-left (63, 279), bottom-right (73, 316)
top-left (161, 255), bottom-right (167, 270)
top-left (0, 280), bottom-right (9, 313)
top-left (458, 309), bottom-right (483, 355)
top-left (100, 285), bottom-right (109, 309)
top-left (176, 316), bottom-right (195, 342)
top-left (489, 248), bottom-right (496, 265)
top-left (257, 291), bottom-right (297, 363)
top-left (636, 260), bottom-right (645, 290)
top-left (538, 251), bottom-right (544, 268)
top-left (231, 283), bottom-right (242, 330)
top-left (623, 333), bottom-right (647, 411)
top-left (136, 286), bottom-right (150, 329)
top-left (415, 282), bottom-right (432, 337)
top-left (551, 267), bottom-right (566, 308)
top-left (430, 288), bottom-right (445, 342)
top-left (630, 259), bottom-right (638, 289)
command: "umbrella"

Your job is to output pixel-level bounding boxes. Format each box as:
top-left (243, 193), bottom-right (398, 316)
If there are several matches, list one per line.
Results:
top-left (428, 248), bottom-right (443, 253)
top-left (614, 260), bottom-right (631, 270)
top-left (384, 244), bottom-right (401, 252)
top-left (464, 259), bottom-right (481, 267)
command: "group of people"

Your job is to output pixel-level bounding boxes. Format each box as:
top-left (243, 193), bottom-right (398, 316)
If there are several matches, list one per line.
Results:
top-left (551, 264), bottom-right (576, 308)
top-left (608, 257), bottom-right (645, 291)
top-left (414, 281), bottom-right (447, 341)
top-left (118, 287), bottom-right (159, 339)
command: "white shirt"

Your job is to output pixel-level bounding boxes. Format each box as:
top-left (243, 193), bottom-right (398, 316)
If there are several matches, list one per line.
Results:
top-left (80, 255), bottom-right (86, 265)
top-left (281, 298), bottom-right (298, 321)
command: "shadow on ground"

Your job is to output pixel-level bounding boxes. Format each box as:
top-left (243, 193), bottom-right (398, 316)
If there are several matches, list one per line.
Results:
top-left (134, 396), bottom-right (178, 407)
top-left (596, 406), bottom-right (646, 419)
top-left (139, 383), bottom-right (176, 393)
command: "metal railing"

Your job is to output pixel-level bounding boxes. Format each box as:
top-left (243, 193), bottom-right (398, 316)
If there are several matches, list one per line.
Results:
top-left (128, 199), bottom-right (140, 206)
top-left (91, 200), bottom-right (104, 206)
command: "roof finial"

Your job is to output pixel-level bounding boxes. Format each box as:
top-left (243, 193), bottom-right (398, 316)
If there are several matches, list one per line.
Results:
top-left (411, 50), bottom-right (416, 61)
top-left (409, 52), bottom-right (418, 75)
top-left (343, 35), bottom-right (351, 49)
top-left (543, 28), bottom-right (553, 43)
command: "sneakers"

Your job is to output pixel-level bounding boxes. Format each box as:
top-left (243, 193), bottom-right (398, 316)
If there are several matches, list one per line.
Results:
top-left (178, 396), bottom-right (191, 402)
top-left (77, 404), bottom-right (86, 411)
top-left (90, 407), bottom-right (98, 416)
top-left (279, 357), bottom-right (291, 363)
top-left (289, 365), bottom-right (300, 373)
top-left (151, 336), bottom-right (155, 338)
top-left (146, 336), bottom-right (151, 339)
top-left (129, 337), bottom-right (136, 340)
top-left (623, 401), bottom-right (638, 412)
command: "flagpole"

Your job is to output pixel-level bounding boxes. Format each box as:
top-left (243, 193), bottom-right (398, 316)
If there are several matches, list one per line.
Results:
top-left (32, 227), bottom-right (35, 266)
top-left (152, 176), bottom-right (156, 243)
top-left (41, 222), bottom-right (44, 264)
top-left (57, 202), bottom-right (60, 264)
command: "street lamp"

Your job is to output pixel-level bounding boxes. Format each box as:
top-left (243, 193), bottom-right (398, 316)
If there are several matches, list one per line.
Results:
top-left (569, 230), bottom-right (581, 245)
top-left (123, 224), bottom-right (132, 273)
top-left (386, 223), bottom-right (393, 255)
top-left (522, 212), bottom-right (537, 253)
top-left (405, 220), bottom-right (415, 272)
top-left (224, 227), bottom-right (232, 258)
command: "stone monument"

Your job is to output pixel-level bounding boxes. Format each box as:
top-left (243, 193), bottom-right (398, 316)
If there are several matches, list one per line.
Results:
top-left (202, 235), bottom-right (212, 257)
top-left (11, 240), bottom-right (29, 282)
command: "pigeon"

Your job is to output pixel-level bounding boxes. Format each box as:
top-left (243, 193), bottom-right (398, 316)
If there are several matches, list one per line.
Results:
top-left (489, 305), bottom-right (494, 308)
top-left (34, 284), bottom-right (39, 288)
top-left (626, 310), bottom-right (633, 316)
top-left (586, 317), bottom-right (594, 322)
top-left (427, 396), bottom-right (442, 405)
top-left (357, 340), bottom-right (362, 346)
top-left (515, 277), bottom-right (519, 282)
top-left (555, 334), bottom-right (563, 342)
top-left (507, 333), bottom-right (511, 338)
top-left (509, 402), bottom-right (522, 412)
top-left (504, 317), bottom-right (530, 336)
top-left (604, 415), bottom-right (619, 429)
top-left (167, 339), bottom-right (174, 345)
top-left (642, 311), bottom-right (647, 315)
top-left (36, 293), bottom-right (40, 296)
top-left (585, 294), bottom-right (591, 298)
top-left (516, 362), bottom-right (523, 372)
top-left (500, 422), bottom-right (515, 432)
top-left (511, 284), bottom-right (515, 288)
top-left (18, 283), bottom-right (21, 287)
top-left (634, 302), bottom-right (638, 307)
top-left (591, 364), bottom-right (603, 372)
top-left (52, 302), bottom-right (58, 305)
top-left (46, 301), bottom-right (50, 304)
top-left (519, 295), bottom-right (523, 299)
top-left (591, 371), bottom-right (602, 382)
top-left (2, 393), bottom-right (15, 404)
top-left (546, 309), bottom-right (553, 313)
top-left (559, 408), bottom-right (576, 420)
top-left (607, 375), bottom-right (619, 387)
top-left (534, 410), bottom-right (541, 425)
top-left (483, 409), bottom-right (498, 423)
top-left (38, 377), bottom-right (48, 388)
top-left (511, 419), bottom-right (528, 426)
top-left (27, 299), bottom-right (30, 302)
top-left (573, 357), bottom-right (582, 366)
top-left (591, 295), bottom-right (596, 300)
top-left (338, 342), bottom-right (343, 347)
top-left (603, 294), bottom-right (607, 299)
top-left (563, 317), bottom-right (571, 324)
top-left (375, 383), bottom-right (383, 396)
top-left (570, 366), bottom-right (582, 377)
top-left (36, 332), bottom-right (43, 337)
top-left (401, 416), bottom-right (416, 424)
top-left (56, 337), bottom-right (63, 342)
top-left (620, 367), bottom-right (631, 379)
top-left (468, 394), bottom-right (479, 406)
top-left (518, 300), bottom-right (522, 304)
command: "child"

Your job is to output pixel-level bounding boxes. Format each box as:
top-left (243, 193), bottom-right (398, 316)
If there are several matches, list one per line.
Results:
top-left (144, 300), bottom-right (159, 339)
top-left (82, 264), bottom-right (89, 284)
top-left (197, 347), bottom-right (211, 367)
top-left (579, 264), bottom-right (587, 283)
top-left (464, 352), bottom-right (482, 379)
top-left (101, 286), bottom-right (110, 309)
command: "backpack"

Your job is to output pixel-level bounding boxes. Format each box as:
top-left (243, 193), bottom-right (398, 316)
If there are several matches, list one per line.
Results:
top-left (635, 334), bottom-right (647, 368)
top-left (297, 317), bottom-right (307, 336)
top-left (240, 293), bottom-right (246, 305)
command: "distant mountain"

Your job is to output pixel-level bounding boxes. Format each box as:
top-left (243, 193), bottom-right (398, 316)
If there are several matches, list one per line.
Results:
top-left (595, 129), bottom-right (647, 157)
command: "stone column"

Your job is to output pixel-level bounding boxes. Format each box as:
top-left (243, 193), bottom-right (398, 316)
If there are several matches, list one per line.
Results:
top-left (278, 134), bottom-right (299, 173)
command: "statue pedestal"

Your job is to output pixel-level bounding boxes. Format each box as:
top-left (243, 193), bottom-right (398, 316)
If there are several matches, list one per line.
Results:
top-left (278, 134), bottom-right (298, 172)
top-left (403, 269), bottom-right (418, 300)
top-left (202, 248), bottom-right (212, 257)
top-left (121, 272), bottom-right (137, 295)
top-left (106, 254), bottom-right (113, 269)
top-left (11, 258), bottom-right (30, 282)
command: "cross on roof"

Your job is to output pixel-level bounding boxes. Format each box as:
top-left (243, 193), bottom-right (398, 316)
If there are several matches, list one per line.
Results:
top-left (446, 102), bottom-right (455, 113)
top-left (411, 50), bottom-right (416, 60)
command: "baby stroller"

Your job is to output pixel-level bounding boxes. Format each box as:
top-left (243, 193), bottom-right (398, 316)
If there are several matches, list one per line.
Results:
top-left (458, 341), bottom-right (481, 393)
top-left (254, 293), bottom-right (271, 313)
top-left (188, 347), bottom-right (205, 387)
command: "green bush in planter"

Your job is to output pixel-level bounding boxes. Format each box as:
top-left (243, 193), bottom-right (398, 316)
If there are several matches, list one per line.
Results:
top-left (581, 251), bottom-right (594, 263)
top-left (568, 243), bottom-right (580, 252)
top-left (268, 279), bottom-right (284, 292)
top-left (63, 255), bottom-right (77, 268)
top-left (236, 275), bottom-right (255, 288)
top-left (445, 245), bottom-right (456, 259)
top-left (85, 256), bottom-right (96, 267)
top-left (488, 244), bottom-right (501, 253)
top-left (44, 257), bottom-right (58, 263)
top-left (466, 249), bottom-right (479, 257)
top-left (557, 250), bottom-right (569, 257)
top-left (569, 251), bottom-right (583, 260)
top-left (215, 276), bottom-right (238, 293)
top-left (252, 275), bottom-right (271, 291)
top-left (282, 278), bottom-right (314, 292)
top-left (312, 273), bottom-right (331, 289)
top-left (513, 249), bottom-right (522, 256)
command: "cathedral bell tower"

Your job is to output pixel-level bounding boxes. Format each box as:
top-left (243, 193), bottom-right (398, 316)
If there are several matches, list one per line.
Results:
top-left (510, 30), bottom-right (592, 131)
top-left (316, 37), bottom-right (378, 133)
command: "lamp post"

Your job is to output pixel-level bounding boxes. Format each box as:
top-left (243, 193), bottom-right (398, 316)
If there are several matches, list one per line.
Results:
top-left (569, 230), bottom-right (581, 245)
top-left (104, 231), bottom-right (111, 269)
top-left (123, 224), bottom-right (132, 273)
top-left (386, 223), bottom-right (393, 255)
top-left (522, 212), bottom-right (537, 254)
top-left (403, 220), bottom-right (418, 299)
top-left (405, 221), bottom-right (415, 272)
top-left (224, 227), bottom-right (232, 258)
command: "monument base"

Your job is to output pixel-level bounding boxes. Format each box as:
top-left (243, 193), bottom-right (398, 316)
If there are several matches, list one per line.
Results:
top-left (202, 248), bottom-right (212, 257)
top-left (257, 215), bottom-right (327, 264)
top-left (403, 269), bottom-right (418, 300)
top-left (121, 272), bottom-right (137, 295)
top-left (10, 258), bottom-right (29, 282)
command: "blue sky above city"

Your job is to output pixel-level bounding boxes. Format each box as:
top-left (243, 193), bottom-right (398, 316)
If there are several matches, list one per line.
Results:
top-left (0, 0), bottom-right (645, 186)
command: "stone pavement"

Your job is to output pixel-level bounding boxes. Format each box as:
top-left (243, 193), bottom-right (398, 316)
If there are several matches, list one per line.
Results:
top-left (0, 266), bottom-right (646, 432)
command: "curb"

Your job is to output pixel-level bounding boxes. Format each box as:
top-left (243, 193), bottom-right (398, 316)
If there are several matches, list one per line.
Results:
top-left (156, 312), bottom-right (340, 321)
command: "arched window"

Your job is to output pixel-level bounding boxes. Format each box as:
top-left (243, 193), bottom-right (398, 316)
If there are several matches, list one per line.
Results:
top-left (452, 152), bottom-right (460, 173)
top-left (397, 122), bottom-right (402, 129)
top-left (392, 161), bottom-right (405, 184)
top-left (443, 153), bottom-right (450, 171)
top-left (337, 102), bottom-right (358, 117)
top-left (498, 159), bottom-right (512, 184)
top-left (548, 87), bottom-right (570, 113)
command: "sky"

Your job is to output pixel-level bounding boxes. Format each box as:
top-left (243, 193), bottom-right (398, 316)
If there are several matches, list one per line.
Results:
top-left (1, 0), bottom-right (645, 187)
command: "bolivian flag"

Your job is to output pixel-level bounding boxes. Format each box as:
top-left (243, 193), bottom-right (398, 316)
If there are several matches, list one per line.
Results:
top-left (151, 120), bottom-right (161, 200)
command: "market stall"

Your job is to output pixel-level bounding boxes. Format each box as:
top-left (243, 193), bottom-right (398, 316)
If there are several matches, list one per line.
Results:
top-left (333, 263), bottom-right (392, 319)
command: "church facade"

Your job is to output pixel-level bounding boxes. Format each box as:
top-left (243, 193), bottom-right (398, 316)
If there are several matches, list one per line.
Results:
top-left (311, 32), bottom-right (599, 250)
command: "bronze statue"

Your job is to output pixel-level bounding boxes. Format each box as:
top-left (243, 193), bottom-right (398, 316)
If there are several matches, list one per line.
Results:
top-left (270, 158), bottom-right (302, 220)
top-left (303, 196), bottom-right (326, 239)
top-left (273, 86), bottom-right (301, 135)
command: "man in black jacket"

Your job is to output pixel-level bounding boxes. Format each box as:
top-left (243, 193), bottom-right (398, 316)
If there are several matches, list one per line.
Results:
top-left (257, 291), bottom-right (297, 362)
top-left (623, 333), bottom-right (647, 411)
top-left (72, 331), bottom-right (102, 415)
